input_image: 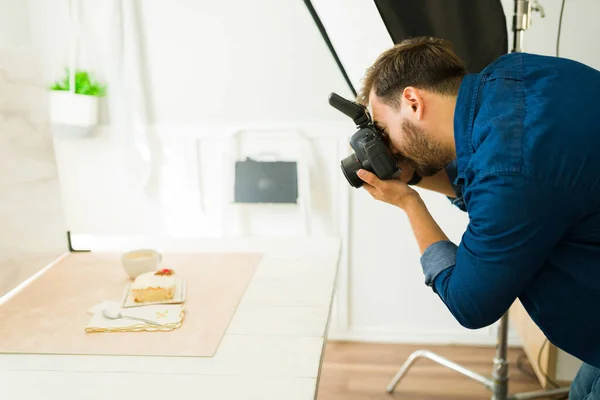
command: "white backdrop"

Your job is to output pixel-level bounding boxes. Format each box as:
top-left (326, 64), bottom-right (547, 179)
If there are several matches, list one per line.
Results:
top-left (14, 0), bottom-right (600, 353)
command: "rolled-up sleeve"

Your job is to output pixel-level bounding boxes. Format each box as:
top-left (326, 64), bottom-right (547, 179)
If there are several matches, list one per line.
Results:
top-left (424, 172), bottom-right (581, 329)
top-left (420, 240), bottom-right (457, 286)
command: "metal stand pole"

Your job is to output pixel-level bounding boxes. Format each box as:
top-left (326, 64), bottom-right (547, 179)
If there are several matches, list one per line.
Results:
top-left (492, 314), bottom-right (510, 400)
top-left (387, 7), bottom-right (571, 397)
top-left (512, 0), bottom-right (545, 52)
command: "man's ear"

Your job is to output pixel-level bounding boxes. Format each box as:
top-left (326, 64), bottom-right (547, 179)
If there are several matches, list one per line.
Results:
top-left (402, 87), bottom-right (424, 120)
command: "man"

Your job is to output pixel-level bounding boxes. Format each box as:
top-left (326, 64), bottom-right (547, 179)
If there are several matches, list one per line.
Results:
top-left (355, 36), bottom-right (600, 398)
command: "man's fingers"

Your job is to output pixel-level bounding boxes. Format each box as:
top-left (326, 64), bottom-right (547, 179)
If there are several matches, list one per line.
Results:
top-left (357, 169), bottom-right (379, 187)
top-left (362, 183), bottom-right (383, 202)
top-left (362, 182), bottom-right (377, 195)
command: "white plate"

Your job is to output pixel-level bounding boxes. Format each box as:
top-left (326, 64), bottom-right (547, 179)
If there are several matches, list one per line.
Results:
top-left (121, 278), bottom-right (187, 308)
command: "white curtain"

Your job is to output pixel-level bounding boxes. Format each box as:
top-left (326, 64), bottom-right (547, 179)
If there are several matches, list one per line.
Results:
top-left (106, 0), bottom-right (153, 191)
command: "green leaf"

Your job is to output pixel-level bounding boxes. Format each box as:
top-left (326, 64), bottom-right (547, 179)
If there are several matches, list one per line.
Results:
top-left (49, 68), bottom-right (108, 97)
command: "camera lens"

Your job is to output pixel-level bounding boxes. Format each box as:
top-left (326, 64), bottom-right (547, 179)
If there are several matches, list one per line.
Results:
top-left (341, 153), bottom-right (364, 188)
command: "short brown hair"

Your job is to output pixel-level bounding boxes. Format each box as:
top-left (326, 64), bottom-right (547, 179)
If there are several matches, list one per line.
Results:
top-left (358, 37), bottom-right (467, 107)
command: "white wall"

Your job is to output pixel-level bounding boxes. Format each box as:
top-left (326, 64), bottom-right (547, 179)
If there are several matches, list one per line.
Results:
top-left (320, 0), bottom-right (600, 346)
top-left (0, 0), bottom-right (31, 48)
top-left (18, 0), bottom-right (600, 350)
top-left (0, 1), bottom-right (68, 297)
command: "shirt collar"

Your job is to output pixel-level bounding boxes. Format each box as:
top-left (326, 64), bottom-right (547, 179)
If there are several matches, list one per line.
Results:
top-left (453, 73), bottom-right (480, 184)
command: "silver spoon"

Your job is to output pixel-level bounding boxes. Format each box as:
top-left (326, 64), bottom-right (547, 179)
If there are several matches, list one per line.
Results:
top-left (102, 309), bottom-right (163, 326)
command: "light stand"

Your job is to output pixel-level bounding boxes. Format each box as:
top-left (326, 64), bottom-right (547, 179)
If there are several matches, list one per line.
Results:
top-left (386, 1), bottom-right (571, 399)
top-left (386, 314), bottom-right (570, 399)
top-left (512, 0), bottom-right (545, 52)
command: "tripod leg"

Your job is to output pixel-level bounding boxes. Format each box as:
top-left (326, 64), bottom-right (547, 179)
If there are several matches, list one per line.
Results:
top-left (386, 349), bottom-right (494, 394)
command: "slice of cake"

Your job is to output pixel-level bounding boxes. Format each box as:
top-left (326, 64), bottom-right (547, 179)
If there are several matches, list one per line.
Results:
top-left (131, 268), bottom-right (176, 303)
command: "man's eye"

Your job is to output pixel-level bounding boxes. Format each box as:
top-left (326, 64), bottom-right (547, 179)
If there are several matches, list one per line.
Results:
top-left (381, 132), bottom-right (391, 146)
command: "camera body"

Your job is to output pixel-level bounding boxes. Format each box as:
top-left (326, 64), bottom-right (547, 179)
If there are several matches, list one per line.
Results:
top-left (329, 92), bottom-right (401, 188)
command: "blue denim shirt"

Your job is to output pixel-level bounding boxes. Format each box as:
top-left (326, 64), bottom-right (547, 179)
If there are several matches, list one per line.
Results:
top-left (421, 52), bottom-right (600, 367)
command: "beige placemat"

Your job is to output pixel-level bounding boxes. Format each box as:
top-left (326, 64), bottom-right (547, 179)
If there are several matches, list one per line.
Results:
top-left (0, 252), bottom-right (261, 357)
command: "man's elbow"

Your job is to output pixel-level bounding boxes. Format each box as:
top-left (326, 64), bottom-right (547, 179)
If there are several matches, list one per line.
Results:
top-left (436, 275), bottom-right (509, 330)
top-left (452, 309), bottom-right (500, 330)
top-left (456, 317), bottom-right (488, 330)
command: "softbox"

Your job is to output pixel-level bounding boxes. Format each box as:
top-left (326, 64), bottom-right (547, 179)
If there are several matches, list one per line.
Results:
top-left (373, 0), bottom-right (508, 73)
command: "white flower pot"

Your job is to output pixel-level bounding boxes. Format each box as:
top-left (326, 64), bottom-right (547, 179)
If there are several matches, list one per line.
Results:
top-left (49, 91), bottom-right (99, 137)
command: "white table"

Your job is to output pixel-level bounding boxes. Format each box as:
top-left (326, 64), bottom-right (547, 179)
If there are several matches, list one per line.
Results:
top-left (0, 237), bottom-right (341, 400)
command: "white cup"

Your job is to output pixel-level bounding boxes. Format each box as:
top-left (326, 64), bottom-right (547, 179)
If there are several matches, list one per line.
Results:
top-left (121, 249), bottom-right (162, 279)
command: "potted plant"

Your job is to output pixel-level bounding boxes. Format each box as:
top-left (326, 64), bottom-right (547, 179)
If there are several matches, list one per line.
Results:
top-left (48, 68), bottom-right (107, 136)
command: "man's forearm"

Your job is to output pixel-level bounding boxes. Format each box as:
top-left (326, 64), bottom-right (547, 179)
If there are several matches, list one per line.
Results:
top-left (357, 167), bottom-right (457, 290)
top-left (402, 194), bottom-right (458, 293)
top-left (402, 194), bottom-right (449, 253)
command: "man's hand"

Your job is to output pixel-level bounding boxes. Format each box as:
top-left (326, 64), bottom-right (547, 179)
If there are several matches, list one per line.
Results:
top-left (394, 158), bottom-right (417, 184)
top-left (393, 155), bottom-right (458, 198)
top-left (356, 169), bottom-right (419, 209)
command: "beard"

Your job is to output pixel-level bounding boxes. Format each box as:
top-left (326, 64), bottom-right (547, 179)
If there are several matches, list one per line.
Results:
top-left (399, 120), bottom-right (453, 177)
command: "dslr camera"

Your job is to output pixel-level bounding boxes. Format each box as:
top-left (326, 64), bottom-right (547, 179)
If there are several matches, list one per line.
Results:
top-left (329, 92), bottom-right (401, 188)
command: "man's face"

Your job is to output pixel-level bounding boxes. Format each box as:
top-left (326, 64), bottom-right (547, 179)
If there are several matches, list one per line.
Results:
top-left (369, 89), bottom-right (452, 177)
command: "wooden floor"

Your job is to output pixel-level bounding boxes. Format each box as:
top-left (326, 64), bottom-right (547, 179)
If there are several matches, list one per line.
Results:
top-left (316, 342), bottom-right (552, 400)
